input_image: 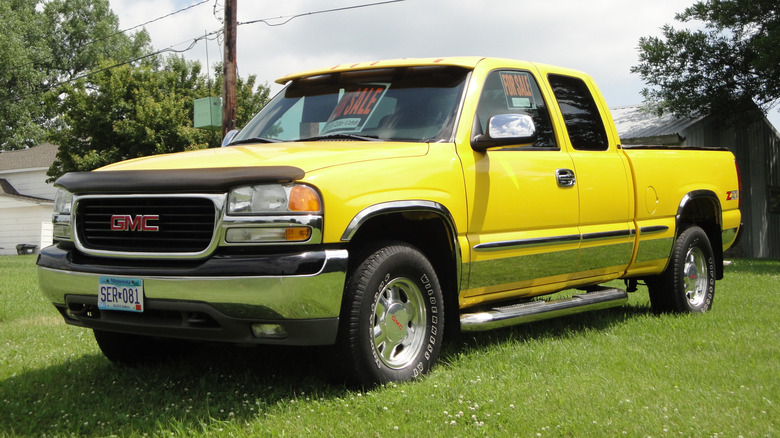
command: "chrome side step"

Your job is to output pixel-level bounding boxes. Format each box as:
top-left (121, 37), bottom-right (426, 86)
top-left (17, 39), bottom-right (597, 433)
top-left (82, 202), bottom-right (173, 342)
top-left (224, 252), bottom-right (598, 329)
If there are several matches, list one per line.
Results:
top-left (460, 287), bottom-right (628, 332)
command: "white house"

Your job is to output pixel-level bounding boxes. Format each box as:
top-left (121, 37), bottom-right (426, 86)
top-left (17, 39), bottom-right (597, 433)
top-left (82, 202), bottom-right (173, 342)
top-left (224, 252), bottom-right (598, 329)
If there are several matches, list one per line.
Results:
top-left (0, 143), bottom-right (58, 255)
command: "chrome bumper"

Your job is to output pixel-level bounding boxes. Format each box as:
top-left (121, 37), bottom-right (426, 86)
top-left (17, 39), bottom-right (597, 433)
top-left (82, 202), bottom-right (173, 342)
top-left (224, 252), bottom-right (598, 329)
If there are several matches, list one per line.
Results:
top-left (37, 246), bottom-right (348, 345)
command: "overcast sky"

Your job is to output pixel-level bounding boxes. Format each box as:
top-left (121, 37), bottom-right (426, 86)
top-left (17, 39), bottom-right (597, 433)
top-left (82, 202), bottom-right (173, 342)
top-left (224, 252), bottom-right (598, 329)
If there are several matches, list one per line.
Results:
top-left (109, 0), bottom-right (780, 129)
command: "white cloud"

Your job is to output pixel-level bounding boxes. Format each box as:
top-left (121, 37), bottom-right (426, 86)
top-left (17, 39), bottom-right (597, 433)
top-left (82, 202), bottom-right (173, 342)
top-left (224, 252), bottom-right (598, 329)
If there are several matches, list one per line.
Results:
top-left (108, 0), bottom-right (780, 128)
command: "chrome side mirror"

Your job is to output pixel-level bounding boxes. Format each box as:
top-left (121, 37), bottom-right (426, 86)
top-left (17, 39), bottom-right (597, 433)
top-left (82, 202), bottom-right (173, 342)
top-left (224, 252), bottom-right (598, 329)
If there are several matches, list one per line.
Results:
top-left (488, 113), bottom-right (535, 139)
top-left (471, 113), bottom-right (537, 151)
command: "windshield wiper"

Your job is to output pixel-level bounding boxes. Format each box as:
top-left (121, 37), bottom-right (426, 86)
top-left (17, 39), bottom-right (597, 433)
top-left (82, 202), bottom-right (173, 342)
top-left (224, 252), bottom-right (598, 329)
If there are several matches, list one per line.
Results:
top-left (296, 133), bottom-right (380, 142)
top-left (226, 137), bottom-right (282, 146)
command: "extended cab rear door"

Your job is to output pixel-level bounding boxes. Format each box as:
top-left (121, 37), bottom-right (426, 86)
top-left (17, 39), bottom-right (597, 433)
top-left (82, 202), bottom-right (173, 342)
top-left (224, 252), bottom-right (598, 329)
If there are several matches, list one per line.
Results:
top-left (545, 71), bottom-right (635, 279)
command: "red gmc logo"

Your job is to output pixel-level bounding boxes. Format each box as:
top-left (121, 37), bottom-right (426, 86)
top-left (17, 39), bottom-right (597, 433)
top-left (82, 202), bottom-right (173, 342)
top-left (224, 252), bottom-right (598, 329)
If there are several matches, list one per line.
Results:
top-left (110, 214), bottom-right (160, 232)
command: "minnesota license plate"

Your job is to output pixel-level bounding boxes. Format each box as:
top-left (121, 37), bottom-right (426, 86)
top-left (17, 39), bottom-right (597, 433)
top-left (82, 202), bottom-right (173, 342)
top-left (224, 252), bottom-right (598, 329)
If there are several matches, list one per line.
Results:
top-left (98, 277), bottom-right (144, 312)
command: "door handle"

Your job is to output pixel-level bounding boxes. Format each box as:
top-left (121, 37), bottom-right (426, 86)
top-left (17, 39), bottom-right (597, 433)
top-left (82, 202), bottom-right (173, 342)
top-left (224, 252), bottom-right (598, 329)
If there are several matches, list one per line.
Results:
top-left (556, 169), bottom-right (576, 187)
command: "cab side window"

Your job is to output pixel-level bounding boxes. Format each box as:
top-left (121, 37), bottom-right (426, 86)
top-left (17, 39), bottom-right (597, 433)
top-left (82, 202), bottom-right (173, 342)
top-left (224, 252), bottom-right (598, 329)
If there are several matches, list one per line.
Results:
top-left (476, 70), bottom-right (557, 149)
top-left (547, 74), bottom-right (608, 151)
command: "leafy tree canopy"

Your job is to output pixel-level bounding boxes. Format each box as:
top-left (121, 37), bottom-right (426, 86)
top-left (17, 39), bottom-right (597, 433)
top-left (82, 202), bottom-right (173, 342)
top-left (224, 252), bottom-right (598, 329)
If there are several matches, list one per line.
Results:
top-left (44, 0), bottom-right (151, 82)
top-left (2, 0), bottom-right (272, 178)
top-left (47, 56), bottom-right (270, 180)
top-left (632, 0), bottom-right (780, 120)
top-left (0, 0), bottom-right (56, 150)
top-left (0, 0), bottom-right (150, 150)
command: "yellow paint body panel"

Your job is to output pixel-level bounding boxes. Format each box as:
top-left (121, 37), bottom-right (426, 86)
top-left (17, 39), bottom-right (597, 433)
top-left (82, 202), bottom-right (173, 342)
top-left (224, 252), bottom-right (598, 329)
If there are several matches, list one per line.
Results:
top-left (92, 57), bottom-right (742, 310)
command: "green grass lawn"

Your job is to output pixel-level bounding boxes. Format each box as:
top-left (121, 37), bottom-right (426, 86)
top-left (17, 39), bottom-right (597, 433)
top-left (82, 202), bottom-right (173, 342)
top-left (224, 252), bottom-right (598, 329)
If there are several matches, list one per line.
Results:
top-left (1, 255), bottom-right (777, 437)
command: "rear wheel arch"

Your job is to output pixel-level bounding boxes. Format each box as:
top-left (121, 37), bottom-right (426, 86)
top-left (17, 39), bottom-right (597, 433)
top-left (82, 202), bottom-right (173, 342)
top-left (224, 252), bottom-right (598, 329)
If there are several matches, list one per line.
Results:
top-left (675, 190), bottom-right (724, 279)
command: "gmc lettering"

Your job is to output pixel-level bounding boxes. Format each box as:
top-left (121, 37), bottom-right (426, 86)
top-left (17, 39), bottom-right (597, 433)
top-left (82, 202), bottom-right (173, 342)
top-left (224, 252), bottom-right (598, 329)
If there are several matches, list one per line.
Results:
top-left (110, 214), bottom-right (159, 232)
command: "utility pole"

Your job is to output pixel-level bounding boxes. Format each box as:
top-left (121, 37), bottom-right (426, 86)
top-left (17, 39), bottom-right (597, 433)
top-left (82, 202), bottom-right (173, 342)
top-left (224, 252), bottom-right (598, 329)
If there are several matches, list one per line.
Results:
top-left (222, 0), bottom-right (237, 138)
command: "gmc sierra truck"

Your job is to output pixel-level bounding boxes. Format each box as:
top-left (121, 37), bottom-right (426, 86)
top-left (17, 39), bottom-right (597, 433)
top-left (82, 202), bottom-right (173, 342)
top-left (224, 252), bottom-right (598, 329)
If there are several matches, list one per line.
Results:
top-left (38, 57), bottom-right (742, 385)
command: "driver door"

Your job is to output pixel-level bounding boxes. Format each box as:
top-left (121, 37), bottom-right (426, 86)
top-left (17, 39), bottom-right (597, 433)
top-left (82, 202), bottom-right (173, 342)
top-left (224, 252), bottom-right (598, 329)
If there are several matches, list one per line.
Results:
top-left (463, 69), bottom-right (581, 305)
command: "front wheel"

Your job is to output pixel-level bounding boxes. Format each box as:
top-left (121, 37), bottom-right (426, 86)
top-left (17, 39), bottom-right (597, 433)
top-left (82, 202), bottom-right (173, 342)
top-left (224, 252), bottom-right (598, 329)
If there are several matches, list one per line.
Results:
top-left (94, 330), bottom-right (184, 366)
top-left (338, 241), bottom-right (444, 386)
top-left (647, 225), bottom-right (716, 314)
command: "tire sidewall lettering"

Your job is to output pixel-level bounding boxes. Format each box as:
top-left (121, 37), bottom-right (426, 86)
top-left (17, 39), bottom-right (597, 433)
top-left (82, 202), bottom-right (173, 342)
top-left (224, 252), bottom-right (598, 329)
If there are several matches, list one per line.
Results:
top-left (647, 225), bottom-right (717, 315)
top-left (364, 260), bottom-right (443, 379)
top-left (682, 232), bottom-right (715, 312)
top-left (703, 255), bottom-right (715, 309)
top-left (342, 243), bottom-right (447, 385)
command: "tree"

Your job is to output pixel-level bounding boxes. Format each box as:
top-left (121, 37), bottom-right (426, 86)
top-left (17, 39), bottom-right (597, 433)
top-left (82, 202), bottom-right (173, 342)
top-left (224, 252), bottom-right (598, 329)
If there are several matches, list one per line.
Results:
top-left (0, 0), bottom-right (55, 150)
top-left (47, 56), bottom-right (271, 179)
top-left (0, 0), bottom-right (149, 150)
top-left (632, 0), bottom-right (780, 120)
top-left (44, 0), bottom-right (150, 82)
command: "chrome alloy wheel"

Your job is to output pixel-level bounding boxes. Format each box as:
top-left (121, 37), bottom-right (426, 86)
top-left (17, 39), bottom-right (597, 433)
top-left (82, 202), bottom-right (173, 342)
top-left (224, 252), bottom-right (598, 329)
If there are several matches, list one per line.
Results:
top-left (683, 246), bottom-right (708, 307)
top-left (371, 277), bottom-right (427, 369)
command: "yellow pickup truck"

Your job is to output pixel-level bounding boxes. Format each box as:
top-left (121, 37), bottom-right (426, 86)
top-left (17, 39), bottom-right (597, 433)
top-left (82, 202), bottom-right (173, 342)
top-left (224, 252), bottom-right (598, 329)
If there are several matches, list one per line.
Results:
top-left (38, 57), bottom-right (741, 385)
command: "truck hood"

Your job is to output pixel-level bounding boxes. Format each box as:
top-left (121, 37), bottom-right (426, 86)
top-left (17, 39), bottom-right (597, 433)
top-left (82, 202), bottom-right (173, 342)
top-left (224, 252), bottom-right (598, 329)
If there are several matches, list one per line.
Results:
top-left (99, 141), bottom-right (429, 175)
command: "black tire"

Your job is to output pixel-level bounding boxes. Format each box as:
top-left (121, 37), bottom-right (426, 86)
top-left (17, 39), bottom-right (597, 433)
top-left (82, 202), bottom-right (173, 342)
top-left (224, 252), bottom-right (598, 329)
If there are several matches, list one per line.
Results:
top-left (338, 241), bottom-right (445, 386)
top-left (647, 225), bottom-right (716, 314)
top-left (93, 330), bottom-right (180, 366)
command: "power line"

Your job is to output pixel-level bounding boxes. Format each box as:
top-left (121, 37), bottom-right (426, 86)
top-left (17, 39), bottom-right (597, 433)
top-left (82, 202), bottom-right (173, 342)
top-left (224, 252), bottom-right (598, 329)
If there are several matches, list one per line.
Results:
top-left (9, 29), bottom-right (223, 103)
top-left (116, 0), bottom-right (211, 36)
top-left (59, 0), bottom-right (215, 69)
top-left (78, 0), bottom-right (213, 52)
top-left (0, 0), bottom-right (215, 80)
top-left (64, 29), bottom-right (223, 83)
top-left (7, 0), bottom-right (408, 103)
top-left (238, 0), bottom-right (406, 27)
top-left (213, 0), bottom-right (224, 24)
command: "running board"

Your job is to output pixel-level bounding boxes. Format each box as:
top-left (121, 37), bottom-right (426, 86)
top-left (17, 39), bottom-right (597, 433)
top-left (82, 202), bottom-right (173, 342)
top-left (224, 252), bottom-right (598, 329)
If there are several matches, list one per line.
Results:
top-left (460, 288), bottom-right (628, 332)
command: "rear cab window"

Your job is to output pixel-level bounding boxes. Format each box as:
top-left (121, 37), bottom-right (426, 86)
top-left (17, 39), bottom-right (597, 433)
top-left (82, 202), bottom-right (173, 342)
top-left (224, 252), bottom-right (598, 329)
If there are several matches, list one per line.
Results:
top-left (547, 74), bottom-right (609, 151)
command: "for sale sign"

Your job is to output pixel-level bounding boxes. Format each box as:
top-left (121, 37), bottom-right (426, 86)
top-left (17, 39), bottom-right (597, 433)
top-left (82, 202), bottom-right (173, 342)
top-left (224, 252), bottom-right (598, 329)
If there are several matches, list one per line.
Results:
top-left (322, 84), bottom-right (388, 134)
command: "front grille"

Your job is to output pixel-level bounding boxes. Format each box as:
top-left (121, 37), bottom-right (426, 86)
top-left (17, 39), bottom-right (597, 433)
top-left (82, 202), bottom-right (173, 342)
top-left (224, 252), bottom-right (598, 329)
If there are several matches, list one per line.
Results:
top-left (76, 197), bottom-right (216, 253)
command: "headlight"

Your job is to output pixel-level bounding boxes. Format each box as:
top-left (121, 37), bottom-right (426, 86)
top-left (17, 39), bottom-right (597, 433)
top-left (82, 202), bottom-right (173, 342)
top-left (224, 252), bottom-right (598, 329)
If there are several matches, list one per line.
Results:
top-left (53, 189), bottom-right (73, 214)
top-left (225, 184), bottom-right (322, 244)
top-left (227, 184), bottom-right (321, 215)
top-left (52, 188), bottom-right (74, 241)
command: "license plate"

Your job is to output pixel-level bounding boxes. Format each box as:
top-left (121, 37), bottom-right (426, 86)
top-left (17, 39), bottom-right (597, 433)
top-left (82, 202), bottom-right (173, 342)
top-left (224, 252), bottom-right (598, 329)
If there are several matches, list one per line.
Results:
top-left (98, 277), bottom-right (144, 312)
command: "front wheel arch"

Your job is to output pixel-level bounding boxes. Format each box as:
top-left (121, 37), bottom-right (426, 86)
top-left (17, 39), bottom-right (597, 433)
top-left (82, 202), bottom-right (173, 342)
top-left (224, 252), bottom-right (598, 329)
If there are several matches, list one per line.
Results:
top-left (343, 207), bottom-right (461, 339)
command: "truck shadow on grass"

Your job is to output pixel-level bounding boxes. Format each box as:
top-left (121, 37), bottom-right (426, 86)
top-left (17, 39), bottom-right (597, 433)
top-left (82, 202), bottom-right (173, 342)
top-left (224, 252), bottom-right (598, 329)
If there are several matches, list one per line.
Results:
top-left (440, 300), bottom-right (654, 363)
top-left (1, 343), bottom-right (347, 435)
top-left (1, 302), bottom-right (652, 436)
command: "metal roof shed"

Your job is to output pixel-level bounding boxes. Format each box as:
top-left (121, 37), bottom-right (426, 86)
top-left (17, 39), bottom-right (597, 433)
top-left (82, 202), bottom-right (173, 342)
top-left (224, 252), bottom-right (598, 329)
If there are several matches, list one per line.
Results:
top-left (611, 105), bottom-right (780, 259)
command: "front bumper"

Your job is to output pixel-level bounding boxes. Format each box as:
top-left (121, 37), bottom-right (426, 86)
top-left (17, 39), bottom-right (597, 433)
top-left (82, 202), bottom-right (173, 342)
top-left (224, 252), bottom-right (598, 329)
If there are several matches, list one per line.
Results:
top-left (37, 245), bottom-right (348, 345)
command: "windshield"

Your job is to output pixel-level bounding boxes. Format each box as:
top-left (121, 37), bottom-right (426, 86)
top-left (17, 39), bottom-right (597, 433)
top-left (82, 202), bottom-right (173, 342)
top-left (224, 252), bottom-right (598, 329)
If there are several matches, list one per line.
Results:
top-left (231, 66), bottom-right (470, 144)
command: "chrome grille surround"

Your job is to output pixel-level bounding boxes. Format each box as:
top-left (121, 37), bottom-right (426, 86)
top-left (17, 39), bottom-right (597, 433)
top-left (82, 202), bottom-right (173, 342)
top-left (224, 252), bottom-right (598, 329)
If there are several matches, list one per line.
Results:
top-left (73, 194), bottom-right (225, 259)
top-left (71, 193), bottom-right (324, 260)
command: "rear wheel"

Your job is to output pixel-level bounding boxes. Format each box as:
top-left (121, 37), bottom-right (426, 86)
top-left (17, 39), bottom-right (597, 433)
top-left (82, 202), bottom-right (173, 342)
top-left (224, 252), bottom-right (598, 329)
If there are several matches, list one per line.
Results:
top-left (339, 241), bottom-right (444, 386)
top-left (647, 225), bottom-right (716, 314)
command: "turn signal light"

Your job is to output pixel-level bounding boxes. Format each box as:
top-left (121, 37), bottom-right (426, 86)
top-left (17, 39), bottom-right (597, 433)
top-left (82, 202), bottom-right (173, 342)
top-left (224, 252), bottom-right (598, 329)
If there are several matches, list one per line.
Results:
top-left (285, 227), bottom-right (312, 241)
top-left (288, 185), bottom-right (321, 212)
top-left (225, 227), bottom-right (311, 243)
